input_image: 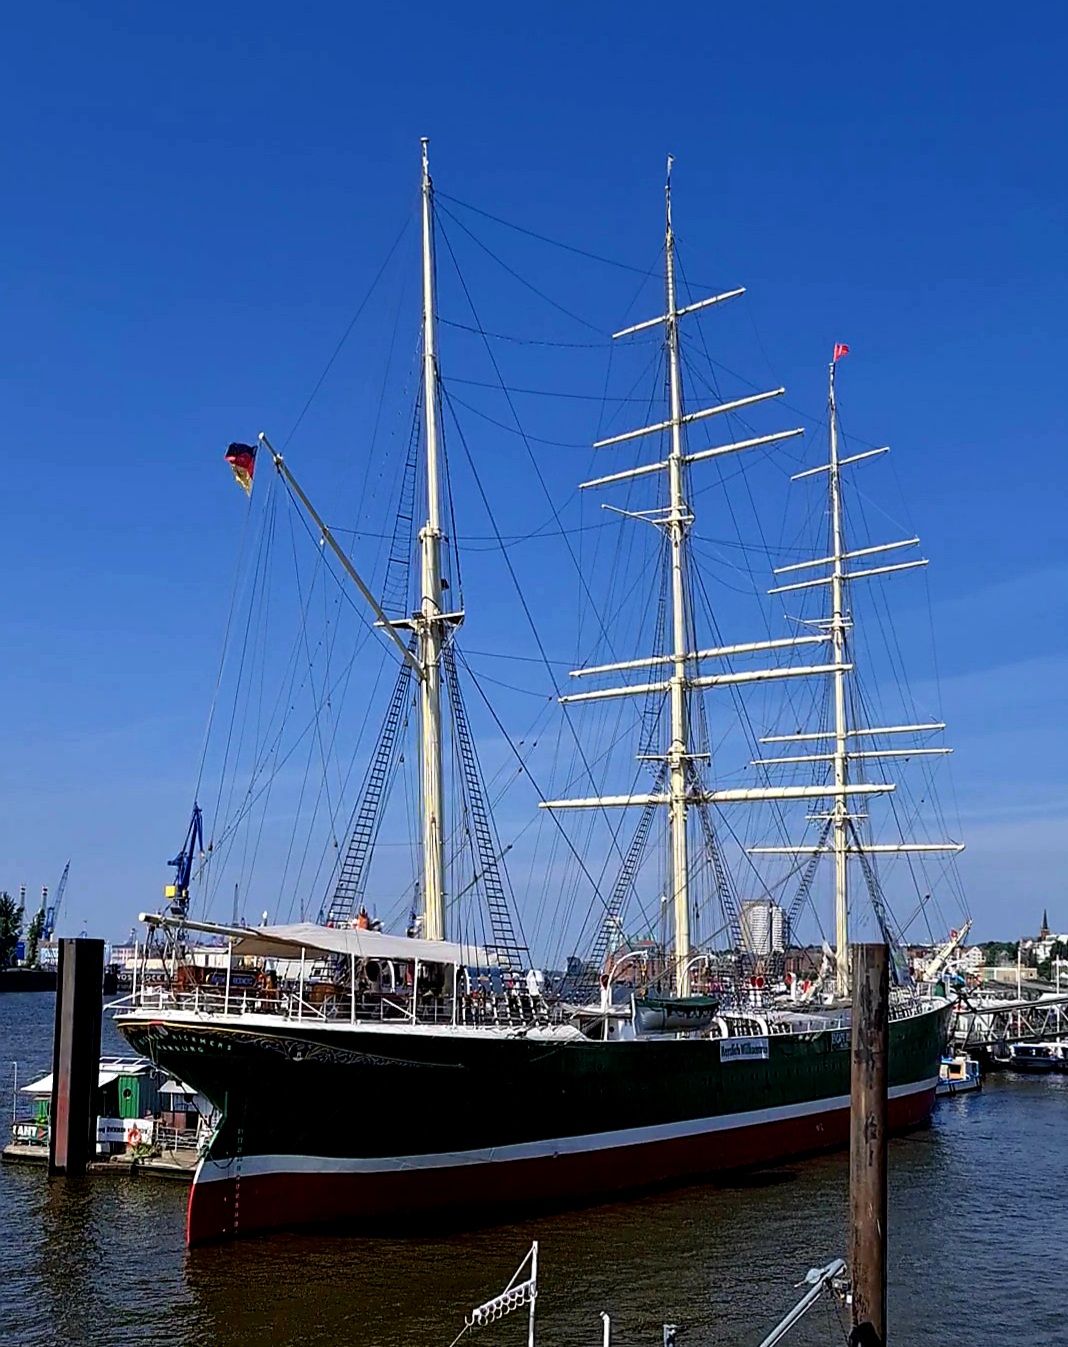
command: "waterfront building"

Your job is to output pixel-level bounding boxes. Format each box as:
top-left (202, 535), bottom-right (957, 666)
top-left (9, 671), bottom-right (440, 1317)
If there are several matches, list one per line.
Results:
top-left (980, 964), bottom-right (1038, 984)
top-left (958, 946), bottom-right (984, 975)
top-left (739, 900), bottom-right (788, 957)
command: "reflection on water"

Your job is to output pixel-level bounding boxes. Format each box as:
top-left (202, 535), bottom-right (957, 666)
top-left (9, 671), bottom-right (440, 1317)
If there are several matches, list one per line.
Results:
top-left (2, 994), bottom-right (1065, 1346)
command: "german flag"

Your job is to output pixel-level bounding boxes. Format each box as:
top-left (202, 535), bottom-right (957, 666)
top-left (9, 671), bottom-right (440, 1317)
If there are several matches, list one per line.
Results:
top-left (224, 442), bottom-right (257, 495)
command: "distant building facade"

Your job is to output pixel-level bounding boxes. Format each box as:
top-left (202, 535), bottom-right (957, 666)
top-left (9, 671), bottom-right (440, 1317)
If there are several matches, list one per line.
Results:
top-left (981, 964), bottom-right (1038, 984)
top-left (740, 900), bottom-right (788, 957)
top-left (957, 946), bottom-right (984, 975)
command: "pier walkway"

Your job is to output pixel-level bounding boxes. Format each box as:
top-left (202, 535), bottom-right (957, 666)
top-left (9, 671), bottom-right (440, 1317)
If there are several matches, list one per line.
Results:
top-left (2, 1139), bottom-right (197, 1181)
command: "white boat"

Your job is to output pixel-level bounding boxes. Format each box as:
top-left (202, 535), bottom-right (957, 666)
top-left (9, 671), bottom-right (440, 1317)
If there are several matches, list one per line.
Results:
top-left (1003, 1042), bottom-right (1057, 1073)
top-left (936, 1054), bottom-right (981, 1096)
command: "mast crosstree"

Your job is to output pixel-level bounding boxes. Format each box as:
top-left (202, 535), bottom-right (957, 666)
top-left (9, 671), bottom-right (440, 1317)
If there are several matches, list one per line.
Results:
top-left (542, 161), bottom-right (891, 997)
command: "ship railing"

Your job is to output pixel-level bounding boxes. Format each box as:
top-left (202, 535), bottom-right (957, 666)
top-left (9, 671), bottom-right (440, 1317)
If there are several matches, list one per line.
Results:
top-left (120, 981), bottom-right (550, 1028)
top-left (457, 992), bottom-right (552, 1028)
top-left (888, 994), bottom-right (926, 1021)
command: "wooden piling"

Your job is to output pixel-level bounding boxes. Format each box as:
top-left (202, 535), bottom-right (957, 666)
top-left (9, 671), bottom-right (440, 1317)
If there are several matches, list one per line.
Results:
top-left (48, 938), bottom-right (104, 1176)
top-left (849, 942), bottom-right (889, 1347)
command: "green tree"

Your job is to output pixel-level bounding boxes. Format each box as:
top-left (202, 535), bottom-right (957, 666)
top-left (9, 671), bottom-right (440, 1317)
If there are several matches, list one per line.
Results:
top-left (25, 907), bottom-right (46, 968)
top-left (0, 892), bottom-right (25, 969)
top-left (977, 940), bottom-right (1018, 969)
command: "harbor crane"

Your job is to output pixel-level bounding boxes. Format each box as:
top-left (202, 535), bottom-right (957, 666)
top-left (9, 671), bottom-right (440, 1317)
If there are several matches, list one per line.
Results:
top-left (41, 860), bottom-right (70, 943)
top-left (165, 803), bottom-right (204, 918)
top-left (921, 918), bottom-right (972, 982)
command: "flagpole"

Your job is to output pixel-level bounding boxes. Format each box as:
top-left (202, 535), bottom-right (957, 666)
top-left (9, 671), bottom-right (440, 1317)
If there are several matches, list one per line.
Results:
top-left (258, 433), bottom-right (424, 677)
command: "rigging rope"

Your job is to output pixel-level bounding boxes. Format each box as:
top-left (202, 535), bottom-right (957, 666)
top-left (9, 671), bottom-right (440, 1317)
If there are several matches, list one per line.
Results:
top-left (282, 216), bottom-right (411, 449)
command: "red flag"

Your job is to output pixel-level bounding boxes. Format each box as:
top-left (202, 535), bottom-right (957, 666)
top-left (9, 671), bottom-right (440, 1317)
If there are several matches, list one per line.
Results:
top-left (833, 343), bottom-right (850, 362)
top-left (224, 442), bottom-right (257, 495)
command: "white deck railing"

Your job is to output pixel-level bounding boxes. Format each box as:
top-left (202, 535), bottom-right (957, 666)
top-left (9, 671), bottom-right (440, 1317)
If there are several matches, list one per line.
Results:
top-left (116, 983), bottom-right (552, 1029)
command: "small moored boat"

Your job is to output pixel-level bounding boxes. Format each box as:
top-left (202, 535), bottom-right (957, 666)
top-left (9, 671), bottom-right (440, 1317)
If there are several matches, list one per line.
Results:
top-left (1004, 1042), bottom-right (1057, 1073)
top-left (936, 1054), bottom-right (981, 1096)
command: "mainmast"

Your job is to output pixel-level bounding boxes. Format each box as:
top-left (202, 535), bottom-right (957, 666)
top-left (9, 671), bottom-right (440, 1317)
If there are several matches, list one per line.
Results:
top-left (663, 159), bottom-right (693, 994)
top-left (542, 163), bottom-right (891, 1000)
top-left (418, 136), bottom-right (448, 942)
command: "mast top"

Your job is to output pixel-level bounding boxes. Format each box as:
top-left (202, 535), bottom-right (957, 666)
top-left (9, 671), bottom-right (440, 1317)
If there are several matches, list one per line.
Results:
top-left (665, 154), bottom-right (675, 232)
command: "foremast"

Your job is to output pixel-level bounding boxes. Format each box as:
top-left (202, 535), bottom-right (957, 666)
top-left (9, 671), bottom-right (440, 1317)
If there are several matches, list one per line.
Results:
top-left (417, 136), bottom-right (450, 943)
top-left (262, 140), bottom-right (459, 947)
top-left (753, 350), bottom-right (964, 996)
top-left (542, 161), bottom-right (894, 998)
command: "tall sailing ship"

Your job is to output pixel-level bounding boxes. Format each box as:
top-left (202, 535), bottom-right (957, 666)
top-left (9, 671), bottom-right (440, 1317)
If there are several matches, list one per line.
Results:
top-left (116, 144), bottom-right (959, 1245)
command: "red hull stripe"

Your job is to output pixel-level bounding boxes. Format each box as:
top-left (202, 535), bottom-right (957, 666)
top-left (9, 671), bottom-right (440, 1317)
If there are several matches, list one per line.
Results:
top-left (187, 1079), bottom-right (936, 1245)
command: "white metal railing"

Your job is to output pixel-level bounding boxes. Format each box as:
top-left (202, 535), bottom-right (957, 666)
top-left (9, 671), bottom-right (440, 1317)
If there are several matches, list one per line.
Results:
top-left (112, 980), bottom-right (938, 1040)
top-left (118, 983), bottom-right (501, 1027)
top-left (114, 980), bottom-right (568, 1032)
top-left (154, 1123), bottom-right (208, 1154)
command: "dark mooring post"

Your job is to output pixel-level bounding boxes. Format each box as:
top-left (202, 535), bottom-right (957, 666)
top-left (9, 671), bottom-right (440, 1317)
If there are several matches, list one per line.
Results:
top-left (849, 942), bottom-right (889, 1347)
top-left (49, 938), bottom-right (104, 1176)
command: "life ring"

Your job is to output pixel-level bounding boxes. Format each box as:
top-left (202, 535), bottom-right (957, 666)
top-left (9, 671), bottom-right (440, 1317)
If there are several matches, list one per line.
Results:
top-left (127, 1125), bottom-right (142, 1147)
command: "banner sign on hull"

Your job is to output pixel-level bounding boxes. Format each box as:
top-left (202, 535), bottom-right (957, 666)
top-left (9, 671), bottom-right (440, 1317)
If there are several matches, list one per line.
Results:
top-left (719, 1036), bottom-right (770, 1063)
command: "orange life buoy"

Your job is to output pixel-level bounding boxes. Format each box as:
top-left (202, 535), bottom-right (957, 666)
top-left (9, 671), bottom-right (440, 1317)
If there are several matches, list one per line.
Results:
top-left (127, 1125), bottom-right (142, 1147)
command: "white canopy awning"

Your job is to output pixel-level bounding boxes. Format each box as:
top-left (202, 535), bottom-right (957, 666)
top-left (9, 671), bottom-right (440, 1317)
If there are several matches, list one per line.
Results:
top-left (22, 1068), bottom-right (122, 1095)
top-left (140, 912), bottom-right (491, 966)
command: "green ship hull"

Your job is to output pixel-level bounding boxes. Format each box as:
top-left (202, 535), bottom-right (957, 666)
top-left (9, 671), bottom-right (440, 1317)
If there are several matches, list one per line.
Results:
top-left (119, 998), bottom-right (949, 1244)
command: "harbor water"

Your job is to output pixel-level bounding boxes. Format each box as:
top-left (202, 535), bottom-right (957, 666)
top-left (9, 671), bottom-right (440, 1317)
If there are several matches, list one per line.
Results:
top-left (1, 993), bottom-right (1064, 1346)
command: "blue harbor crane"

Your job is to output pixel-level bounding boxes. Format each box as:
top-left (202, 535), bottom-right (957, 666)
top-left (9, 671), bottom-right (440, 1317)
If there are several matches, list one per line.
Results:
top-left (165, 804), bottom-right (204, 918)
top-left (41, 860), bottom-right (70, 943)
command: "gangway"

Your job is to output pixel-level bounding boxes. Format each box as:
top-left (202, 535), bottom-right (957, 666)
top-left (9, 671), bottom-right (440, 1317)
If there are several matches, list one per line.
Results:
top-left (952, 990), bottom-right (1068, 1053)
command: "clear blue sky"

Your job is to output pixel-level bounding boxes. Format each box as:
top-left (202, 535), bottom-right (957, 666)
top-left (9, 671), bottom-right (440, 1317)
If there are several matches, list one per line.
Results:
top-left (1, 2), bottom-right (1065, 946)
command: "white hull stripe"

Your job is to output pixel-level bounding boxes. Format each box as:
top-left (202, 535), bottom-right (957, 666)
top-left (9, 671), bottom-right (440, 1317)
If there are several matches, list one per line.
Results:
top-left (196, 1076), bottom-right (936, 1185)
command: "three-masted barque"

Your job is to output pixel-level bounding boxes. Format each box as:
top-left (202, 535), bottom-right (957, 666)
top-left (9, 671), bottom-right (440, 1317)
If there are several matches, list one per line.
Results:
top-left (116, 144), bottom-right (957, 1245)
